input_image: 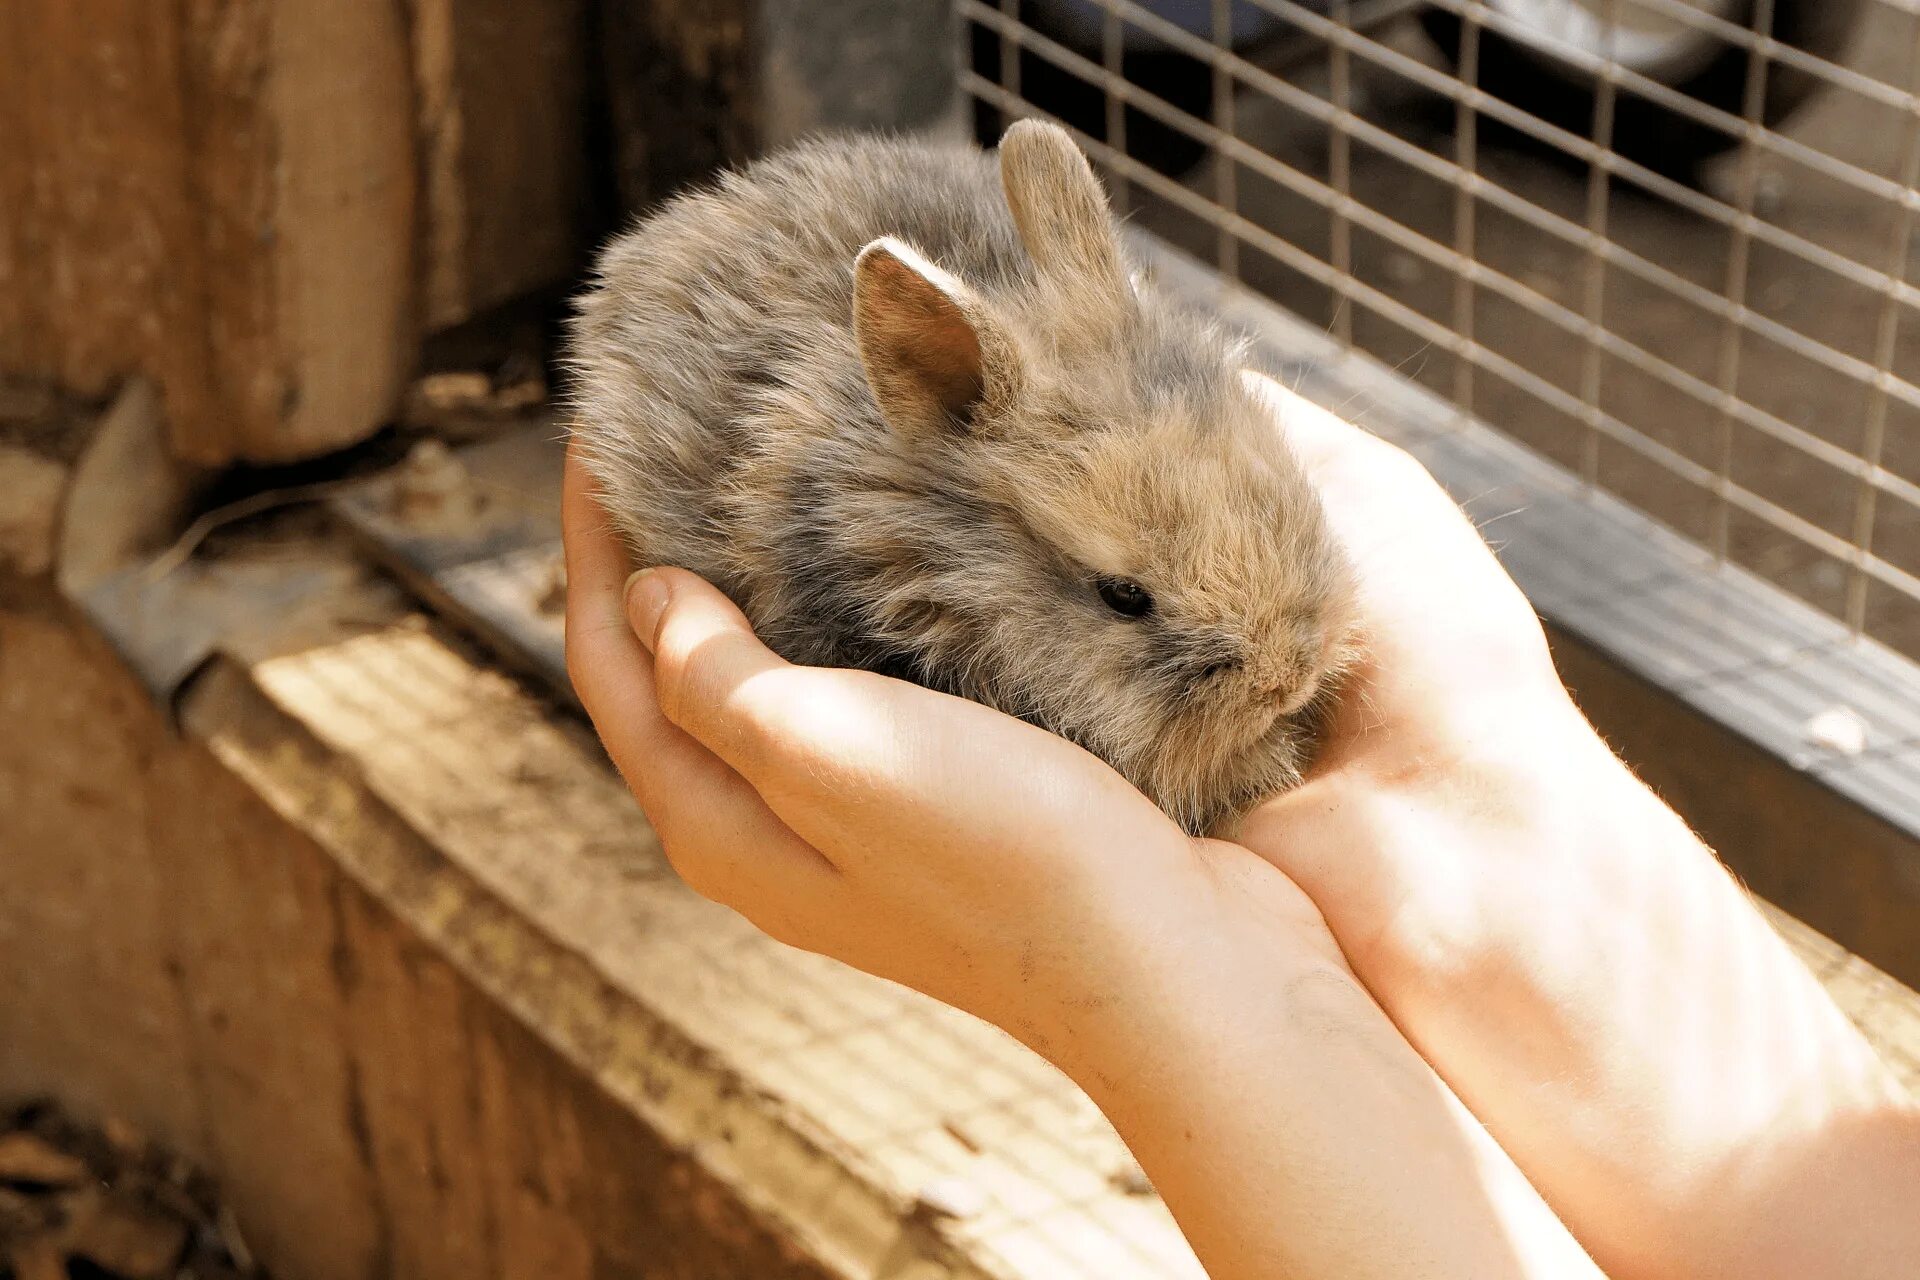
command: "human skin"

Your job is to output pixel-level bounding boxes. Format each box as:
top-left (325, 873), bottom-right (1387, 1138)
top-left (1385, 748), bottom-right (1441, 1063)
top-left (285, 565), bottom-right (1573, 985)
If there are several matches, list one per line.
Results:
top-left (563, 440), bottom-right (1602, 1279)
top-left (565, 371), bottom-right (1920, 1279)
top-left (1231, 373), bottom-right (1920, 1280)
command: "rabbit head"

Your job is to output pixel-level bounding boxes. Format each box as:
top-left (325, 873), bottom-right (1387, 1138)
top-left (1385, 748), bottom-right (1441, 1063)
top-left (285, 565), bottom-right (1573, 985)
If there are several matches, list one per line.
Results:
top-left (842, 121), bottom-right (1357, 832)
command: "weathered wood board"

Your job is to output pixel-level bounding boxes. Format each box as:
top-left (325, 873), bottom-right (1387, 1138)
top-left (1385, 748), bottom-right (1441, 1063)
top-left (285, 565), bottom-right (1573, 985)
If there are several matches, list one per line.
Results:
top-left (1, 0), bottom-right (593, 467)
top-left (0, 0), bottom-right (417, 466)
top-left (410, 0), bottom-right (595, 330)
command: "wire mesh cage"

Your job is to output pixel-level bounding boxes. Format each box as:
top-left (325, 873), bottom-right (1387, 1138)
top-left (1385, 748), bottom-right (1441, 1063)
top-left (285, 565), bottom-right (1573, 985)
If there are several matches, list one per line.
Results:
top-left (958, 0), bottom-right (1920, 657)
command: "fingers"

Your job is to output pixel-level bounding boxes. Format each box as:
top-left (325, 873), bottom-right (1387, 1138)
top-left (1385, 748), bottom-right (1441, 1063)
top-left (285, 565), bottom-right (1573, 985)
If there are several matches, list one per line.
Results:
top-left (562, 447), bottom-right (660, 759)
top-left (561, 446), bottom-right (639, 678)
top-left (561, 447), bottom-right (840, 928)
top-left (632, 567), bottom-right (1178, 876)
top-left (627, 567), bottom-right (877, 813)
top-left (626, 567), bottom-right (794, 764)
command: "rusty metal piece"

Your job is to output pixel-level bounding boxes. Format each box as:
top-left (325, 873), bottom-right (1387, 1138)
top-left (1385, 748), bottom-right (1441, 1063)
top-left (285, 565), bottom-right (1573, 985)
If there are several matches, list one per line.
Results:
top-left (51, 380), bottom-right (355, 716)
top-left (330, 423), bottom-right (575, 708)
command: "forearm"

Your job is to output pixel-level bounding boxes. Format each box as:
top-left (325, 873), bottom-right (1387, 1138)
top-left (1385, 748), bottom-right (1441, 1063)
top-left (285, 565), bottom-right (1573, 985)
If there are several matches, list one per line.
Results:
top-left (1352, 721), bottom-right (1920, 1278)
top-left (1543, 758), bottom-right (1917, 1277)
top-left (1040, 860), bottom-right (1604, 1280)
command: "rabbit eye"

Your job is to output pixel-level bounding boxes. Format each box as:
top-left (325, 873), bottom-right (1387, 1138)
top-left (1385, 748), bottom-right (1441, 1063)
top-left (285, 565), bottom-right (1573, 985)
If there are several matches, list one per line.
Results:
top-left (1097, 577), bottom-right (1154, 618)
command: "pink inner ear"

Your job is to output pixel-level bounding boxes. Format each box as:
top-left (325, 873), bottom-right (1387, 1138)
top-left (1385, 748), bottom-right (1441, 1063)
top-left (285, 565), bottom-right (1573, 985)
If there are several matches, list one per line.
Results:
top-left (862, 250), bottom-right (989, 422)
top-left (902, 305), bottom-right (985, 415)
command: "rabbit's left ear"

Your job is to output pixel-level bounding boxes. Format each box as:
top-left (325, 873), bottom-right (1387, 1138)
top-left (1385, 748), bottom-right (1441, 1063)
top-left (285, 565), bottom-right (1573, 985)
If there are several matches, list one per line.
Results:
top-left (998, 120), bottom-right (1132, 313)
top-left (853, 237), bottom-right (1021, 441)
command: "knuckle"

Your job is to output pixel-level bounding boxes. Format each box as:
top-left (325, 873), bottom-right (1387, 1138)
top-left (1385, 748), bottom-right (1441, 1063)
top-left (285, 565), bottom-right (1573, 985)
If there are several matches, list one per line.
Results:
top-left (713, 675), bottom-right (800, 770)
top-left (718, 665), bottom-right (817, 767)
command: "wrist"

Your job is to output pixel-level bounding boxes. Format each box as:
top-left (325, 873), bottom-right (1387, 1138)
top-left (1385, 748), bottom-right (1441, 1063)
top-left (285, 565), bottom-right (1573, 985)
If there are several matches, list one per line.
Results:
top-left (1027, 845), bottom-right (1610, 1280)
top-left (1019, 843), bottom-right (1341, 1087)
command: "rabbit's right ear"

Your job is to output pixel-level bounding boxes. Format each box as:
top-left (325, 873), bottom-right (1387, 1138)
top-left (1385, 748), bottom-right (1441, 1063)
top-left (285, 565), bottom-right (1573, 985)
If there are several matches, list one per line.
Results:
top-left (854, 237), bottom-right (1019, 440)
top-left (999, 120), bottom-right (1131, 314)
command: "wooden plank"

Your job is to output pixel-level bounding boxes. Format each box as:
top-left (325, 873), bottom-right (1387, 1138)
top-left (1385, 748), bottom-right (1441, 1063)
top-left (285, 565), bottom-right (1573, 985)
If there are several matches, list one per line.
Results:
top-left (7, 0), bottom-right (965, 461)
top-left (410, 0), bottom-right (594, 330)
top-left (0, 581), bottom-right (860, 1280)
top-left (144, 720), bottom-right (389, 1280)
top-left (0, 2), bottom-right (204, 430)
top-left (2, 0), bottom-right (594, 461)
top-left (244, 0), bottom-right (417, 464)
top-left (0, 610), bottom-right (206, 1154)
top-left (0, 0), bottom-right (417, 466)
top-left (184, 649), bottom-right (885, 1280)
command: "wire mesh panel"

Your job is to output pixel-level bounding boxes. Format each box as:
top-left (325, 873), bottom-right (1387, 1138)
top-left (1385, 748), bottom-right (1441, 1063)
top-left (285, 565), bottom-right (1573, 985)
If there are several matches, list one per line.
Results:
top-left (958, 0), bottom-right (1920, 657)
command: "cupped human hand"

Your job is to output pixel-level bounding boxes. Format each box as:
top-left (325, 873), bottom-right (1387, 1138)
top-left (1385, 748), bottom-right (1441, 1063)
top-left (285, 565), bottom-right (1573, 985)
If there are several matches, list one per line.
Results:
top-left (1238, 371), bottom-right (1919, 1280)
top-left (561, 443), bottom-right (1342, 1050)
top-left (561, 442), bottom-right (1605, 1280)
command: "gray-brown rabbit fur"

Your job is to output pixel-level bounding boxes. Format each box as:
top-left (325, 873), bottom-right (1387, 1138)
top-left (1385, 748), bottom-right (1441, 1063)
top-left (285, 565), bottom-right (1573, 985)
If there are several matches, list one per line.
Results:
top-left (568, 120), bottom-right (1356, 834)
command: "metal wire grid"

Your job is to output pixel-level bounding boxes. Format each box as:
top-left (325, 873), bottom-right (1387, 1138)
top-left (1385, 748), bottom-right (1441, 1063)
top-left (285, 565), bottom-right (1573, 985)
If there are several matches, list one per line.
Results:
top-left (961, 0), bottom-right (1920, 652)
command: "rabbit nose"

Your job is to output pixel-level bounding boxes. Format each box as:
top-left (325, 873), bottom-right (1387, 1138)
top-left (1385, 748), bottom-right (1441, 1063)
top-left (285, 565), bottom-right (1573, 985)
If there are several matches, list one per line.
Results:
top-left (1251, 670), bottom-right (1302, 703)
top-left (1264, 649), bottom-right (1325, 712)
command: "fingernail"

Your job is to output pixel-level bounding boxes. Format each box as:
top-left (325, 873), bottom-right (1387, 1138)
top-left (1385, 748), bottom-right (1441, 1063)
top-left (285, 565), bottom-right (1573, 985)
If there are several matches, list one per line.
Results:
top-left (624, 569), bottom-right (669, 651)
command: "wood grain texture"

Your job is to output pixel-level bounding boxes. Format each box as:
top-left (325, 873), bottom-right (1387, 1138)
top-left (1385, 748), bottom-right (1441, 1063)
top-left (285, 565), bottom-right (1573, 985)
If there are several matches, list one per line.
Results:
top-left (252, 0), bottom-right (417, 464)
top-left (1, 0), bottom-right (416, 466)
top-left (3, 0), bottom-right (596, 461)
top-left (0, 2), bottom-right (202, 423)
top-left (409, 0), bottom-right (593, 330)
top-left (0, 586), bottom-right (851, 1280)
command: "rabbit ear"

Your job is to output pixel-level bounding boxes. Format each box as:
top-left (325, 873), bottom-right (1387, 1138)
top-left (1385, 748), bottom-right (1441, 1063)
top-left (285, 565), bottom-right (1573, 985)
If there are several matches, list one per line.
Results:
top-left (854, 237), bottom-right (1018, 438)
top-left (998, 120), bottom-right (1130, 310)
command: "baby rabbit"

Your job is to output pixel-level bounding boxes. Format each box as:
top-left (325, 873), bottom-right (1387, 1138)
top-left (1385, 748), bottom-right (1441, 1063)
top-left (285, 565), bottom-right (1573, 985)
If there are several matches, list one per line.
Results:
top-left (569, 120), bottom-right (1356, 834)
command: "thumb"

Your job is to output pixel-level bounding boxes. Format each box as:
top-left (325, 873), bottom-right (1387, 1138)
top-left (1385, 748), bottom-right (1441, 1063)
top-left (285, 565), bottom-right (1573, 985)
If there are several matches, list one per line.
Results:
top-left (625, 567), bottom-right (795, 775)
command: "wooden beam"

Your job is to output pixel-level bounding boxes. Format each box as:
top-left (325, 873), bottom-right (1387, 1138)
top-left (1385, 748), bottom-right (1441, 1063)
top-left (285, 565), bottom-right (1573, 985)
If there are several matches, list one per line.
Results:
top-left (0, 0), bottom-right (418, 466)
top-left (2, 0), bottom-right (596, 467)
top-left (410, 0), bottom-right (595, 331)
